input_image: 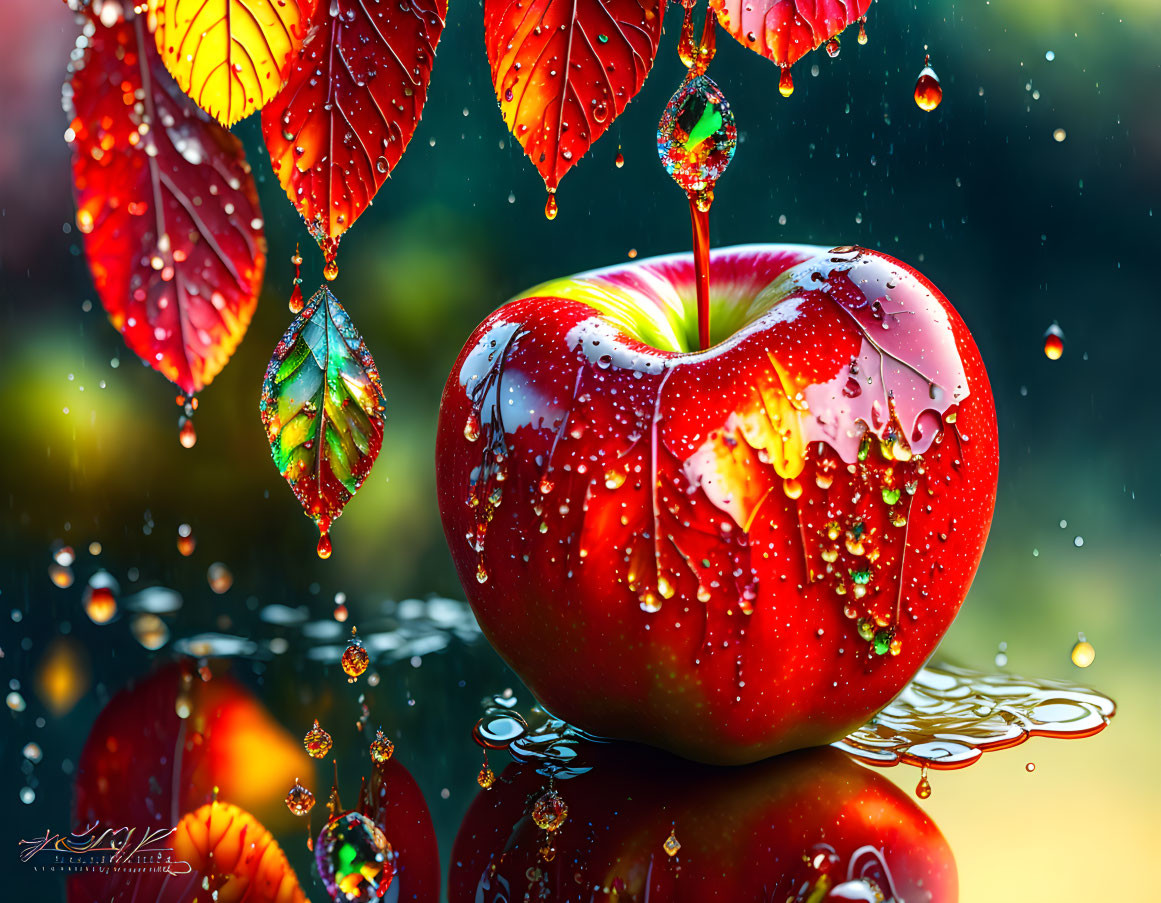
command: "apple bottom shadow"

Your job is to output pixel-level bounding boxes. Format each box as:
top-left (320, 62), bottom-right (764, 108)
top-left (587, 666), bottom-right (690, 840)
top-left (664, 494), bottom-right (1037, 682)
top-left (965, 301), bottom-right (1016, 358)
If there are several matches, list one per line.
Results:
top-left (449, 742), bottom-right (957, 903)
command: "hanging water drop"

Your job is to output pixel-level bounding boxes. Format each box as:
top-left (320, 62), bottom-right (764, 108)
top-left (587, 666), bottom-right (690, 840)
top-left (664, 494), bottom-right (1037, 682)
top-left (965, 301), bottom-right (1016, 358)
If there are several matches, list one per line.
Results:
top-left (778, 67), bottom-right (794, 98)
top-left (614, 148), bottom-right (625, 169)
top-left (857, 18), bottom-right (868, 44)
top-left (544, 192), bottom-right (558, 220)
top-left (178, 417), bottom-right (197, 448)
top-left (1043, 322), bottom-right (1065, 360)
top-left (1071, 633), bottom-right (1095, 667)
top-left (826, 38), bottom-right (840, 58)
top-left (914, 56), bottom-right (942, 112)
top-left (916, 765), bottom-right (932, 799)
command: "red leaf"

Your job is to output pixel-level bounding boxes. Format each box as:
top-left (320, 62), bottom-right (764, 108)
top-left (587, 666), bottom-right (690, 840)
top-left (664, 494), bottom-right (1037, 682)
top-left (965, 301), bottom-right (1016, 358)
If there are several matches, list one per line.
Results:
top-left (66, 15), bottom-right (266, 396)
top-left (261, 0), bottom-right (447, 259)
top-left (709, 0), bottom-right (870, 68)
top-left (485, 0), bottom-right (666, 192)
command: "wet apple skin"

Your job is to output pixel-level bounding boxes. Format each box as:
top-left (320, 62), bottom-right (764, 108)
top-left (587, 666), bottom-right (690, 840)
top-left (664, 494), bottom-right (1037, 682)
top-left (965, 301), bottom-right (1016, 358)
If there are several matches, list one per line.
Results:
top-left (436, 245), bottom-right (998, 765)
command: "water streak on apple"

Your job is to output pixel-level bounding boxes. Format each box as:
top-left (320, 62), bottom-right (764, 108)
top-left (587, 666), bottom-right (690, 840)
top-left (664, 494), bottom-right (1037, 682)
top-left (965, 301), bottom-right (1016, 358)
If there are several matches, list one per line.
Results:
top-left (436, 244), bottom-right (998, 763)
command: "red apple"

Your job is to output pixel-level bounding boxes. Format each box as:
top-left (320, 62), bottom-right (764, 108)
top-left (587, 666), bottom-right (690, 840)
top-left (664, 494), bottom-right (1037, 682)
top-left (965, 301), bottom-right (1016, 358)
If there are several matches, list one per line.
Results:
top-left (436, 245), bottom-right (997, 764)
top-left (449, 742), bottom-right (957, 901)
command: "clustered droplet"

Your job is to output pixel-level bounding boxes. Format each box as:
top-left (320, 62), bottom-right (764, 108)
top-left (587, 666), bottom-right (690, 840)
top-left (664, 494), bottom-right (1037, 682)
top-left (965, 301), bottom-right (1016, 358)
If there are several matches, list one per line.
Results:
top-left (304, 719), bottom-right (333, 759)
top-left (285, 778), bottom-right (315, 816)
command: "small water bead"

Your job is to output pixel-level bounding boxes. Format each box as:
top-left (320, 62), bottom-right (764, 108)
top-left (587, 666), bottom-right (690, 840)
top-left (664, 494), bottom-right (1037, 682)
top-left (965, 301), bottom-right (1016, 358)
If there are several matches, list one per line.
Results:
top-left (477, 758), bottom-right (496, 789)
top-left (49, 564), bottom-right (74, 589)
top-left (464, 414), bottom-right (481, 442)
top-left (7, 691), bottom-right (27, 712)
top-left (177, 523), bottom-right (195, 556)
top-left (916, 765), bottom-right (932, 799)
top-left (531, 789), bottom-right (568, 832)
top-left (23, 742), bottom-right (43, 763)
top-left (370, 728), bottom-right (394, 764)
top-left (53, 544), bottom-right (76, 567)
top-left (914, 56), bottom-right (942, 112)
top-left (663, 828), bottom-right (681, 857)
top-left (207, 562), bottom-right (233, 594)
top-left (604, 469), bottom-right (626, 490)
top-left (1026, 762), bottom-right (1036, 772)
top-left (315, 811), bottom-right (394, 903)
top-left (614, 149), bottom-right (624, 169)
top-left (544, 192), bottom-right (558, 221)
top-left (131, 613), bottom-right (169, 650)
top-left (657, 74), bottom-right (737, 195)
top-left (778, 67), bottom-right (794, 98)
top-left (1071, 633), bottom-right (1095, 668)
top-left (826, 38), bottom-right (840, 58)
top-left (83, 572), bottom-right (119, 625)
top-left (476, 561), bottom-right (488, 584)
top-left (285, 779), bottom-right (315, 816)
top-left (178, 417), bottom-right (197, 448)
top-left (342, 629), bottom-right (369, 682)
top-left (1043, 322), bottom-right (1065, 360)
top-left (304, 719), bottom-right (333, 759)
top-left (323, 258), bottom-right (339, 281)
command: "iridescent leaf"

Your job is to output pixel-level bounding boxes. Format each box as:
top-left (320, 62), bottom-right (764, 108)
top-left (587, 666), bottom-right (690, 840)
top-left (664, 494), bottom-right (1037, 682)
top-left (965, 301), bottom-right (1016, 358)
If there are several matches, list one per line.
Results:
top-left (484, 0), bottom-right (666, 193)
top-left (708, 0), bottom-right (870, 68)
top-left (260, 285), bottom-right (387, 557)
top-left (65, 14), bottom-right (266, 397)
top-left (154, 0), bottom-right (317, 126)
top-left (261, 0), bottom-right (447, 262)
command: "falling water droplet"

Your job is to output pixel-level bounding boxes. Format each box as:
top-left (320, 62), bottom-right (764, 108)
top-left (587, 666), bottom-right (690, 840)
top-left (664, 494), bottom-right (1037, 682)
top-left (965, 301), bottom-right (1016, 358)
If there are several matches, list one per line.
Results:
top-left (614, 149), bottom-right (625, 169)
top-left (207, 562), bottom-right (233, 594)
top-left (544, 192), bottom-right (558, 220)
top-left (317, 530), bottom-right (333, 559)
top-left (916, 765), bottom-right (932, 799)
top-left (178, 417), bottom-right (197, 448)
top-left (341, 628), bottom-right (369, 682)
top-left (826, 38), bottom-right (840, 58)
top-left (323, 258), bottom-right (339, 281)
top-left (778, 67), bottom-right (794, 98)
top-left (663, 828), bottom-right (681, 856)
top-left (857, 18), bottom-right (868, 45)
top-left (531, 790), bottom-right (568, 831)
top-left (83, 571), bottom-right (119, 625)
top-left (914, 56), bottom-right (942, 111)
top-left (285, 779), bottom-right (315, 815)
top-left (370, 728), bottom-right (395, 763)
top-left (304, 719), bottom-right (333, 759)
top-left (1043, 322), bottom-right (1065, 360)
top-left (177, 523), bottom-right (196, 556)
top-left (657, 74), bottom-right (737, 194)
top-left (1071, 633), bottom-right (1095, 667)
top-left (677, 3), bottom-right (696, 68)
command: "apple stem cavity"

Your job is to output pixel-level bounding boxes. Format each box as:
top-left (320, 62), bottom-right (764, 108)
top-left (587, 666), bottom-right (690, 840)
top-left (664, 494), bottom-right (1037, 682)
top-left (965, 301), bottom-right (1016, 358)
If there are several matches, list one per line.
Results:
top-left (688, 192), bottom-right (712, 350)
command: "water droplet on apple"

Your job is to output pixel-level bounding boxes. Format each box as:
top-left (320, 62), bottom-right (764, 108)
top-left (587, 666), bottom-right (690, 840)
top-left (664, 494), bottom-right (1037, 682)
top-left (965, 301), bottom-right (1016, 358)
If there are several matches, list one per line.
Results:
top-left (604, 468), bottom-right (626, 489)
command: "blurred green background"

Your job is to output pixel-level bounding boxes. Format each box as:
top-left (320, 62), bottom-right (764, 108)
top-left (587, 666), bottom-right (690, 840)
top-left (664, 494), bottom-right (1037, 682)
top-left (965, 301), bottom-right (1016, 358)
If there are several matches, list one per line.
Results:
top-left (2, 0), bottom-right (1160, 899)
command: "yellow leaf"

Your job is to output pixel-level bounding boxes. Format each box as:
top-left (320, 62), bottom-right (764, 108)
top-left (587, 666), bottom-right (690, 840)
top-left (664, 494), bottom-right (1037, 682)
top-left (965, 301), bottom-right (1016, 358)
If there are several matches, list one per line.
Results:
top-left (155, 0), bottom-right (313, 127)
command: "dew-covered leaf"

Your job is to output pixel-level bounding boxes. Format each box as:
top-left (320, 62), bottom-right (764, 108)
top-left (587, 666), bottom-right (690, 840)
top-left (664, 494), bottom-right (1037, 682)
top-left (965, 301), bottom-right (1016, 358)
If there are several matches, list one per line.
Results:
top-left (154, 0), bottom-right (316, 126)
top-left (259, 285), bottom-right (387, 556)
top-left (261, 0), bottom-right (446, 260)
top-left (484, 0), bottom-right (666, 192)
top-left (709, 0), bottom-right (870, 69)
top-left (65, 15), bottom-right (266, 396)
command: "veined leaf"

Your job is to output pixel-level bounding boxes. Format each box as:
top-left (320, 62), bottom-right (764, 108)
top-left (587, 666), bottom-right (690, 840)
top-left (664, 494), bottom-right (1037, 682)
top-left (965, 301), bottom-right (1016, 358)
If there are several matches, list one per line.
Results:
top-left (709, 0), bottom-right (870, 69)
top-left (155, 0), bottom-right (316, 127)
top-left (261, 0), bottom-right (447, 259)
top-left (260, 285), bottom-right (387, 557)
top-left (484, 0), bottom-right (666, 193)
top-left (65, 14), bottom-right (266, 397)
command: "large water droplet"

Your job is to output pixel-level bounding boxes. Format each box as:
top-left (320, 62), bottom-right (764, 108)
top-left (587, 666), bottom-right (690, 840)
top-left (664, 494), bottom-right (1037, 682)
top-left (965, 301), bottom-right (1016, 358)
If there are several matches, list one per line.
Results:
top-left (657, 74), bottom-right (737, 194)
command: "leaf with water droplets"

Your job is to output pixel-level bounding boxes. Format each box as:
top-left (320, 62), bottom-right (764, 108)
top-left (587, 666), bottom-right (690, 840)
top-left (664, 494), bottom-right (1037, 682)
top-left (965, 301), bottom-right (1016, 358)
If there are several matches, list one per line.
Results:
top-left (261, 0), bottom-right (446, 259)
top-left (485, 0), bottom-right (666, 192)
top-left (259, 285), bottom-right (386, 555)
top-left (66, 14), bottom-right (266, 396)
top-left (708, 0), bottom-right (870, 69)
top-left (154, 0), bottom-right (316, 126)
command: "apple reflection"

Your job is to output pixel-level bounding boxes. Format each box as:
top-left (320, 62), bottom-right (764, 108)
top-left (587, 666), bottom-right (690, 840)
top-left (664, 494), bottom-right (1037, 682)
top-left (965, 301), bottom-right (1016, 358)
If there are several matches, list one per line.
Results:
top-left (450, 742), bottom-right (956, 902)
